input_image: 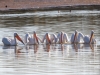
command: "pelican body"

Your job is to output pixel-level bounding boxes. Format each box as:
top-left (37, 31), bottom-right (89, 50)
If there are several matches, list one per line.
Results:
top-left (71, 30), bottom-right (96, 44)
top-left (2, 33), bottom-right (24, 46)
top-left (57, 32), bottom-right (69, 44)
top-left (83, 31), bottom-right (96, 44)
top-left (24, 31), bottom-right (39, 45)
top-left (39, 33), bottom-right (57, 44)
top-left (71, 30), bottom-right (84, 43)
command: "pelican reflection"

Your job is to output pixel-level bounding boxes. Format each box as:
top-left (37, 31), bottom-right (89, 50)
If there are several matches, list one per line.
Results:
top-left (2, 45), bottom-right (24, 57)
top-left (25, 45), bottom-right (39, 54)
top-left (43, 44), bottom-right (51, 52)
top-left (2, 43), bottom-right (95, 57)
top-left (71, 43), bottom-right (95, 52)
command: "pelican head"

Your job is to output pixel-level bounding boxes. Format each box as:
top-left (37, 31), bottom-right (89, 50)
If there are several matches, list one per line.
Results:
top-left (91, 30), bottom-right (94, 34)
top-left (14, 33), bottom-right (25, 45)
top-left (25, 33), bottom-right (30, 43)
top-left (33, 31), bottom-right (36, 37)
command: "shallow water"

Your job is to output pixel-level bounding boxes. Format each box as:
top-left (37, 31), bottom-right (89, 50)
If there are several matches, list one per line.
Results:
top-left (0, 10), bottom-right (100, 75)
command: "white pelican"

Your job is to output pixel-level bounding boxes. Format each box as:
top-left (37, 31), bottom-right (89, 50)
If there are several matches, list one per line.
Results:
top-left (71, 30), bottom-right (96, 44)
top-left (57, 32), bottom-right (69, 44)
top-left (70, 30), bottom-right (78, 43)
top-left (2, 33), bottom-right (24, 46)
top-left (83, 30), bottom-right (96, 44)
top-left (50, 33), bottom-right (58, 43)
top-left (24, 31), bottom-right (39, 45)
top-left (70, 30), bottom-right (84, 43)
top-left (39, 33), bottom-right (57, 44)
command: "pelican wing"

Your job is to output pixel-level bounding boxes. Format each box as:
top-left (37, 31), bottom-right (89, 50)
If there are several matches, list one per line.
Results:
top-left (2, 37), bottom-right (11, 46)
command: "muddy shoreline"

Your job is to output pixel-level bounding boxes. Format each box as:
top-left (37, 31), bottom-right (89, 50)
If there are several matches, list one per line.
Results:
top-left (0, 5), bottom-right (100, 13)
top-left (0, 0), bottom-right (100, 13)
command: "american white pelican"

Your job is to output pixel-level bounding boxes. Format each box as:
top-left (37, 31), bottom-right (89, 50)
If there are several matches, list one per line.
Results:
top-left (57, 32), bottom-right (69, 44)
top-left (50, 33), bottom-right (58, 43)
top-left (24, 31), bottom-right (39, 45)
top-left (39, 33), bottom-right (57, 44)
top-left (63, 32), bottom-right (69, 43)
top-left (39, 33), bottom-right (52, 44)
top-left (2, 33), bottom-right (24, 46)
top-left (70, 30), bottom-right (78, 43)
top-left (70, 30), bottom-right (84, 43)
top-left (71, 30), bottom-right (96, 44)
top-left (83, 30), bottom-right (96, 44)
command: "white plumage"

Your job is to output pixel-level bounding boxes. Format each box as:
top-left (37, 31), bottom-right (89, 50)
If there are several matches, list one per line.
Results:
top-left (2, 33), bottom-right (24, 46)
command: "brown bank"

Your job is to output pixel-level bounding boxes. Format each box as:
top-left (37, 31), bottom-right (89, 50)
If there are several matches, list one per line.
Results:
top-left (0, 0), bottom-right (100, 11)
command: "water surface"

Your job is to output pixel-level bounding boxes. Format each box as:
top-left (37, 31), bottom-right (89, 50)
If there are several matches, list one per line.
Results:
top-left (0, 10), bottom-right (100, 75)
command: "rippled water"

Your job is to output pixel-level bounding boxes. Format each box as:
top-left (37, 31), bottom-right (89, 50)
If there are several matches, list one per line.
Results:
top-left (0, 10), bottom-right (100, 75)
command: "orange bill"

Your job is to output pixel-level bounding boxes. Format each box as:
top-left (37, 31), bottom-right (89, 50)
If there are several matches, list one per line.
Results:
top-left (47, 34), bottom-right (51, 44)
top-left (73, 31), bottom-right (77, 43)
top-left (34, 32), bottom-right (39, 44)
top-left (61, 32), bottom-right (63, 44)
top-left (89, 32), bottom-right (94, 44)
top-left (16, 34), bottom-right (25, 45)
